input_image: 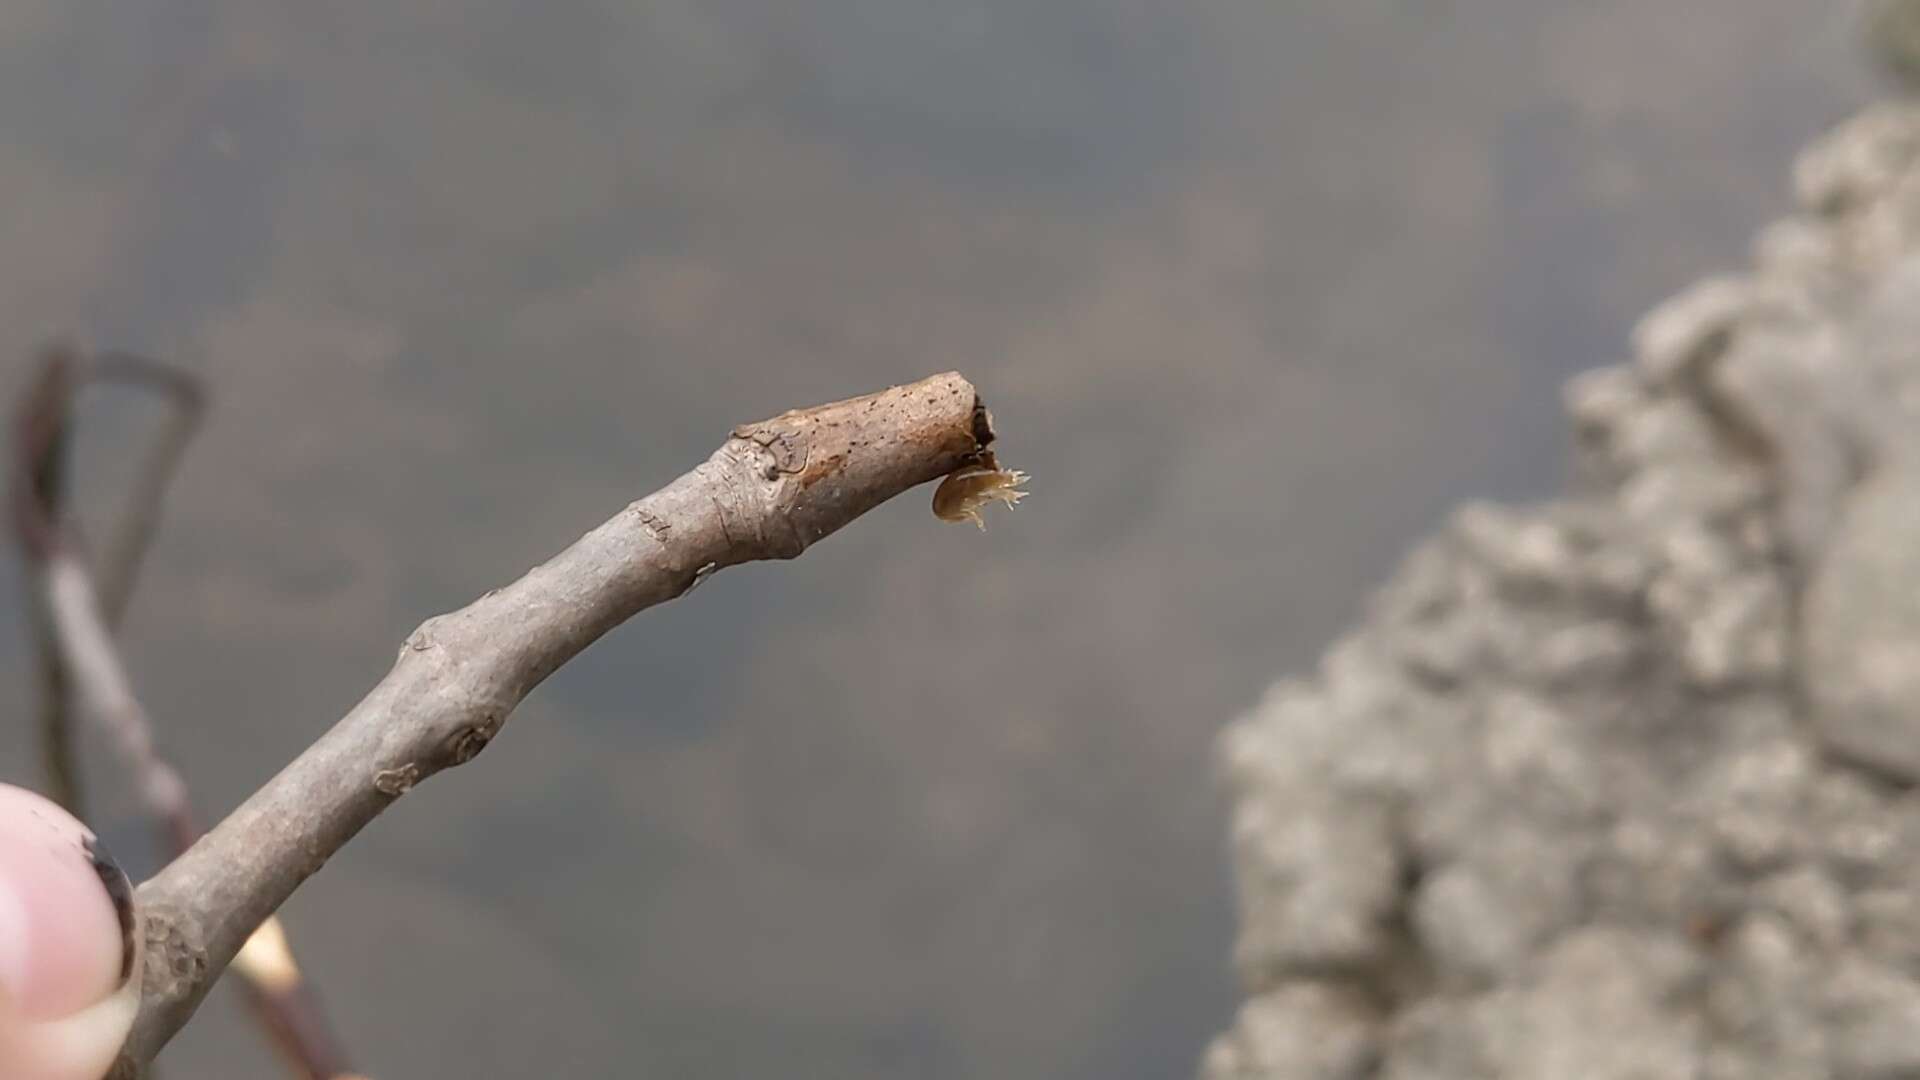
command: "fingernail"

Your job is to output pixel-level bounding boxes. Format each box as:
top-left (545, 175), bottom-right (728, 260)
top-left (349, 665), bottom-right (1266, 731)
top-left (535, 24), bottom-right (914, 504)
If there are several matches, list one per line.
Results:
top-left (81, 836), bottom-right (135, 988)
top-left (0, 785), bottom-right (130, 1018)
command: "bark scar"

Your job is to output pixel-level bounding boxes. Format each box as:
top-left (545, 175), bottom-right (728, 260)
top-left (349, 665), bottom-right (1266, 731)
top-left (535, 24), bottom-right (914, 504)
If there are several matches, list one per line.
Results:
top-left (448, 713), bottom-right (502, 765)
top-left (374, 764), bottom-right (421, 796)
top-left (685, 561), bottom-right (719, 595)
top-left (731, 424), bottom-right (810, 475)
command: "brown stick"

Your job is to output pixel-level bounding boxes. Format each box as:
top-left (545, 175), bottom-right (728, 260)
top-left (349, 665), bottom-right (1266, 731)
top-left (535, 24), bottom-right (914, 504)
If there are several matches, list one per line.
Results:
top-left (9, 350), bottom-right (362, 1078)
top-left (109, 371), bottom-right (995, 1073)
top-left (21, 347), bottom-right (83, 811)
top-left (20, 349), bottom-right (208, 816)
top-left (13, 352), bottom-right (207, 859)
top-left (31, 596), bottom-right (82, 810)
top-left (87, 352), bottom-right (207, 624)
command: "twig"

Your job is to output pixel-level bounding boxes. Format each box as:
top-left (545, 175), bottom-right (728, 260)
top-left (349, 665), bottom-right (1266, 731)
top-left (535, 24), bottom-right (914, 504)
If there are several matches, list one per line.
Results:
top-left (13, 352), bottom-right (205, 853)
top-left (109, 371), bottom-right (998, 1074)
top-left (87, 352), bottom-right (207, 623)
top-left (230, 919), bottom-right (366, 1080)
top-left (18, 349), bottom-right (208, 815)
top-left (31, 595), bottom-right (82, 810)
top-left (20, 346), bottom-right (83, 811)
top-left (9, 350), bottom-right (362, 1079)
top-left (10, 346), bottom-right (76, 562)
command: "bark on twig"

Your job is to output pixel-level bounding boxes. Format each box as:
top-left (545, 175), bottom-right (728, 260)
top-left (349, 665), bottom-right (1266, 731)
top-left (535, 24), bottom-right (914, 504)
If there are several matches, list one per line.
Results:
top-left (108, 371), bottom-right (997, 1074)
top-left (9, 349), bottom-right (360, 1079)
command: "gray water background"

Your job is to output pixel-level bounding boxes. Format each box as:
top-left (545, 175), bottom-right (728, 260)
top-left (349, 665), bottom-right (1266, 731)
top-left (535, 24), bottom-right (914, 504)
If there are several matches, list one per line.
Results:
top-left (0, 3), bottom-right (1880, 1076)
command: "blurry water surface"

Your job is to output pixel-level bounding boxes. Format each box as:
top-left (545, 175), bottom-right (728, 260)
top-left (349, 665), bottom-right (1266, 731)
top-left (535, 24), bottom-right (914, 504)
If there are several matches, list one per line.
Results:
top-left (0, 3), bottom-right (1877, 1077)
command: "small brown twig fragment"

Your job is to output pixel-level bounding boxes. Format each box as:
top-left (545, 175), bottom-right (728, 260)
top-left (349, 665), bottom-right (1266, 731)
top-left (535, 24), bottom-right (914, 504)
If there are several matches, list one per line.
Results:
top-left (112, 371), bottom-right (999, 1073)
top-left (230, 916), bottom-right (360, 1080)
top-left (9, 347), bottom-right (361, 1079)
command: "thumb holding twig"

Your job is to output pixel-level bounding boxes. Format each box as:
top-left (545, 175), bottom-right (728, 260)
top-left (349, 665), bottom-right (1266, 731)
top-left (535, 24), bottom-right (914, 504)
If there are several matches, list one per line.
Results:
top-left (0, 783), bottom-right (139, 1080)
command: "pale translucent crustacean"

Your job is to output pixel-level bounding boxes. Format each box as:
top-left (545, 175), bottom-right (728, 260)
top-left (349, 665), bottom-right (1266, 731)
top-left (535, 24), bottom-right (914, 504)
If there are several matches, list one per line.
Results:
top-left (932, 450), bottom-right (1029, 529)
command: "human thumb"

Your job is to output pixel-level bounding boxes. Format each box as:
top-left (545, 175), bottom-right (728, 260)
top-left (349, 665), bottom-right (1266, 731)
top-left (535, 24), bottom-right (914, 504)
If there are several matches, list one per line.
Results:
top-left (0, 783), bottom-right (139, 1080)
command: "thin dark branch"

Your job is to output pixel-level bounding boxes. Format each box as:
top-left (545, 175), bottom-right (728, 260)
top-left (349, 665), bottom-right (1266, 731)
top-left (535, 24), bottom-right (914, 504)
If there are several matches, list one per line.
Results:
top-left (111, 371), bottom-right (1002, 1073)
top-left (9, 347), bottom-right (361, 1079)
top-left (88, 351), bottom-right (207, 623)
top-left (9, 345), bottom-right (78, 561)
top-left (32, 604), bottom-right (82, 810)
top-left (14, 348), bottom-right (210, 815)
top-left (16, 348), bottom-right (85, 812)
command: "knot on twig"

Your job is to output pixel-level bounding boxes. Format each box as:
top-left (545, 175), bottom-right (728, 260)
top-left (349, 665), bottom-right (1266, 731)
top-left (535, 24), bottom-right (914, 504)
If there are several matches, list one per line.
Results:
top-left (733, 423), bottom-right (815, 556)
top-left (138, 905), bottom-right (210, 1000)
top-left (448, 712), bottom-right (503, 766)
top-left (632, 506), bottom-right (672, 540)
top-left (373, 764), bottom-right (421, 796)
top-left (711, 435), bottom-right (809, 560)
top-left (730, 421), bottom-right (811, 479)
top-left (402, 619), bottom-right (441, 653)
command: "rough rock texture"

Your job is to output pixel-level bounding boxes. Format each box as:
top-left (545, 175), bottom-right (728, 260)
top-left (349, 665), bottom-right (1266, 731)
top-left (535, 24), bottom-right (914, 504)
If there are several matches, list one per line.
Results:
top-left (1204, 104), bottom-right (1920, 1080)
top-left (1868, 0), bottom-right (1920, 88)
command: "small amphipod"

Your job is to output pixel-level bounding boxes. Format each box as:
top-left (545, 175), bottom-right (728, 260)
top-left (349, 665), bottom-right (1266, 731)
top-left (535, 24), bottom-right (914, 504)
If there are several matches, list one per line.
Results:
top-left (932, 450), bottom-right (1029, 530)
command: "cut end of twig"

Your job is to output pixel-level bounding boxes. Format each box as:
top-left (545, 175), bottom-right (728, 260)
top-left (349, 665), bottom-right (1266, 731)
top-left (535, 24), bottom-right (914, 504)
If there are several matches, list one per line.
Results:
top-left (723, 371), bottom-right (998, 556)
top-left (971, 397), bottom-right (998, 449)
top-left (929, 391), bottom-right (1027, 531)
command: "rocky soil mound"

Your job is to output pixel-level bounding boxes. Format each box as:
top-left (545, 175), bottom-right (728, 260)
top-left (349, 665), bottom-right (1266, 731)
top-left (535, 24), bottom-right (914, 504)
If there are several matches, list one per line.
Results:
top-left (1205, 104), bottom-right (1920, 1079)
